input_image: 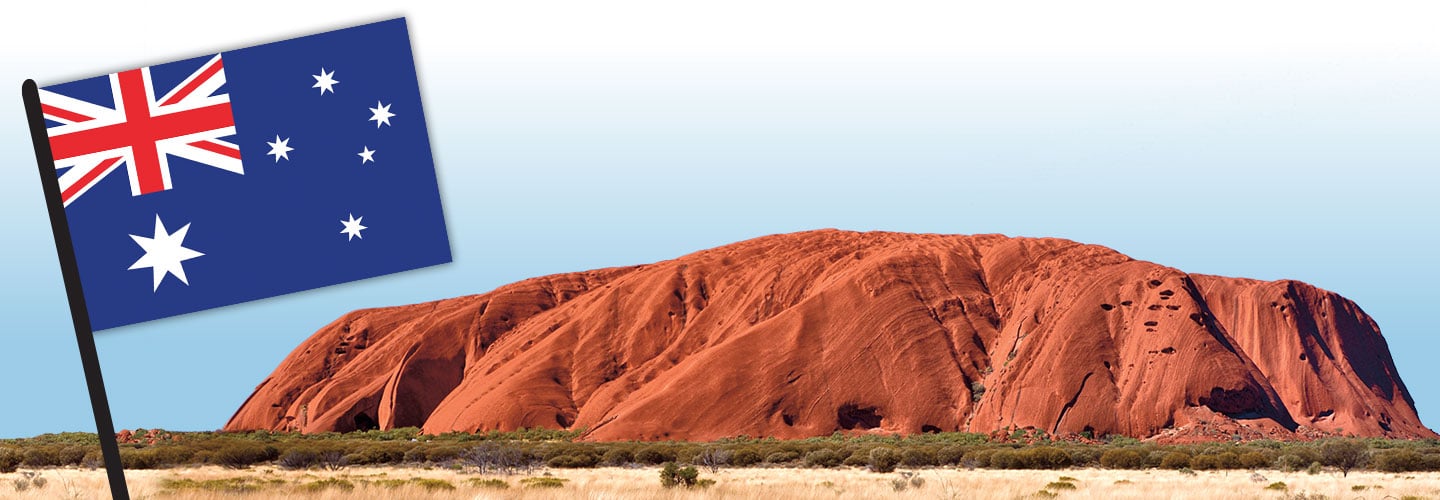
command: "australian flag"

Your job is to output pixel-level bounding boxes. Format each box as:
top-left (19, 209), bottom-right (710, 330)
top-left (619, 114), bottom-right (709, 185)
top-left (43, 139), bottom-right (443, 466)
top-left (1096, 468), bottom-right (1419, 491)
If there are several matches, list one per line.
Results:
top-left (34, 18), bottom-right (451, 331)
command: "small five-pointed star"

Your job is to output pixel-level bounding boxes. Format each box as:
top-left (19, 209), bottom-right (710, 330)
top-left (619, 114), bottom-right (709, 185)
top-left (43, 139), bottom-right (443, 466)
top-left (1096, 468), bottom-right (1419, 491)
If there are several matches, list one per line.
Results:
top-left (128, 215), bottom-right (204, 292)
top-left (312, 67), bottom-right (339, 95)
top-left (340, 213), bottom-right (367, 241)
top-left (267, 135), bottom-right (294, 162)
top-left (358, 146), bottom-right (376, 164)
top-left (368, 101), bottom-right (395, 128)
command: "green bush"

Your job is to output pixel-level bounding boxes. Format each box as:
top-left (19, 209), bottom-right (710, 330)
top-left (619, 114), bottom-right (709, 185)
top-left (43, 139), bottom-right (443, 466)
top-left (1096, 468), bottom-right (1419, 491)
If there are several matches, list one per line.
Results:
top-left (1189, 454), bottom-right (1219, 470)
top-left (343, 443), bottom-right (408, 465)
top-left (119, 448), bottom-right (162, 469)
top-left (901, 448), bottom-right (936, 467)
top-left (1238, 451), bottom-right (1271, 469)
top-left (411, 478), bottom-right (455, 491)
top-left (803, 449), bottom-right (844, 468)
top-left (601, 448), bottom-right (634, 466)
top-left (1025, 447), bottom-right (1073, 469)
top-left (989, 449), bottom-right (1021, 469)
top-left (659, 462), bottom-right (702, 488)
top-left (1320, 439), bottom-right (1369, 476)
top-left (868, 447), bottom-right (901, 473)
top-left (21, 446), bottom-right (86, 467)
top-left (212, 443), bottom-right (279, 469)
top-left (730, 448), bottom-right (763, 467)
top-left (1160, 452), bottom-right (1192, 469)
top-left (468, 478), bottom-right (509, 489)
top-left (1099, 449), bottom-right (1144, 469)
top-left (521, 477), bottom-right (568, 488)
top-left (300, 478), bottom-right (354, 492)
top-left (1372, 449), bottom-right (1425, 473)
top-left (547, 451), bottom-right (600, 468)
top-left (634, 445), bottom-right (675, 465)
top-left (0, 448), bottom-right (22, 473)
top-left (765, 451), bottom-right (800, 464)
top-left (936, 445), bottom-right (967, 465)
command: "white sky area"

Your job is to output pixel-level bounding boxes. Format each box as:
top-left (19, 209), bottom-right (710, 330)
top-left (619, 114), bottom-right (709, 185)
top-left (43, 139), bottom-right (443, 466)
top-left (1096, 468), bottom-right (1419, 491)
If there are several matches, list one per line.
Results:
top-left (4, 2), bottom-right (1438, 70)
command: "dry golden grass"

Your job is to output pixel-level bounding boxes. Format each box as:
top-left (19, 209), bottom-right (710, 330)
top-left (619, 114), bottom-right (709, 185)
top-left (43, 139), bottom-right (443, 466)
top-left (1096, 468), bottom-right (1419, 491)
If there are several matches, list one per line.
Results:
top-left (2, 466), bottom-right (1438, 499)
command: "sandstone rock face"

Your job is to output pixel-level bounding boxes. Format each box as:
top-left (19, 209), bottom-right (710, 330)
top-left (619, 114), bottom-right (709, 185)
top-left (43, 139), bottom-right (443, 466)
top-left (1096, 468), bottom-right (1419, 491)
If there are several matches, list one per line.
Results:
top-left (224, 230), bottom-right (1433, 441)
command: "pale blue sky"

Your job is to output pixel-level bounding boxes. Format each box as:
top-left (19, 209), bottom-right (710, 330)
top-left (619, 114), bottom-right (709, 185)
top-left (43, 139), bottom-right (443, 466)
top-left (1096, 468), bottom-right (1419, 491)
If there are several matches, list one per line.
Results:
top-left (1, 2), bottom-right (1437, 438)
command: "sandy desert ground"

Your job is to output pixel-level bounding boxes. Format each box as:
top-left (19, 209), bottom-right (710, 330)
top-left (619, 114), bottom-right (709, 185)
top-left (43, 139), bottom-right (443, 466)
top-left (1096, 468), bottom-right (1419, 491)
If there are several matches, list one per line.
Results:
top-left (3, 466), bottom-right (1437, 499)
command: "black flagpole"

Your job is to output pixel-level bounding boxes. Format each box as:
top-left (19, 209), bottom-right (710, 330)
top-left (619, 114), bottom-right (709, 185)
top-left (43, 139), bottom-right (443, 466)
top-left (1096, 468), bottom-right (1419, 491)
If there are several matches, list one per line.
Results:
top-left (21, 79), bottom-right (132, 500)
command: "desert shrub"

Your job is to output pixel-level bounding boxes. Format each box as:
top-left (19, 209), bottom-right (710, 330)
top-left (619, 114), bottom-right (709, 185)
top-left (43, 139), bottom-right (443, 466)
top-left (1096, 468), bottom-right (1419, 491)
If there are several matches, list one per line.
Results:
top-left (1265, 481), bottom-right (1288, 491)
top-left (0, 448), bottom-right (22, 473)
top-left (148, 446), bottom-right (196, 467)
top-left (989, 450), bottom-right (1022, 469)
top-left (764, 451), bottom-right (800, 464)
top-left (411, 478), bottom-right (455, 491)
top-left (1160, 452), bottom-right (1192, 470)
top-left (21, 446), bottom-right (85, 467)
top-left (724, 447), bottom-right (758, 467)
top-left (936, 445), bottom-right (967, 465)
top-left (546, 451), bottom-right (600, 468)
top-left (634, 445), bottom-right (676, 465)
top-left (842, 448), bottom-right (872, 467)
top-left (601, 448), bottom-right (634, 466)
top-left (1276, 454), bottom-right (1310, 472)
top-left (1372, 449), bottom-right (1425, 473)
top-left (901, 448), bottom-right (937, 467)
top-left (1306, 462), bottom-right (1322, 475)
top-left (804, 449), bottom-right (844, 468)
top-left (278, 449), bottom-right (319, 469)
top-left (962, 448), bottom-right (995, 468)
top-left (868, 447), bottom-right (901, 473)
top-left (1067, 447), bottom-right (1101, 466)
top-left (695, 447), bottom-right (734, 472)
top-left (521, 477), bottom-right (567, 488)
top-left (1239, 451), bottom-right (1271, 469)
top-left (1320, 439), bottom-right (1369, 476)
top-left (1099, 449), bottom-right (1144, 469)
top-left (461, 443), bottom-right (535, 475)
top-left (119, 448), bottom-right (163, 469)
top-left (300, 478), bottom-right (353, 492)
top-left (468, 478), bottom-right (509, 489)
top-left (1189, 454), bottom-right (1220, 470)
top-left (1025, 447), bottom-right (1073, 469)
top-left (423, 445), bottom-right (463, 463)
top-left (212, 443), bottom-right (278, 469)
top-left (344, 443), bottom-right (409, 465)
top-left (659, 462), bottom-right (702, 488)
top-left (1045, 481), bottom-right (1077, 491)
top-left (1215, 452), bottom-right (1241, 469)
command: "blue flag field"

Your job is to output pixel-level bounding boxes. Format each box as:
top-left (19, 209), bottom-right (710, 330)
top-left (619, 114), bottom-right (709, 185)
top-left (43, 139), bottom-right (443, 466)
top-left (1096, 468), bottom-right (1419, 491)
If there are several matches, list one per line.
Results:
top-left (36, 18), bottom-right (451, 330)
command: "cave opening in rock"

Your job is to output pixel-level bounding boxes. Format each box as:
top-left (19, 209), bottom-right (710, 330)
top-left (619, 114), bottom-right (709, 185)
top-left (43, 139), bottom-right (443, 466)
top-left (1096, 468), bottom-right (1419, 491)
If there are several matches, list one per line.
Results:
top-left (837, 404), bottom-right (882, 430)
top-left (353, 412), bottom-right (379, 432)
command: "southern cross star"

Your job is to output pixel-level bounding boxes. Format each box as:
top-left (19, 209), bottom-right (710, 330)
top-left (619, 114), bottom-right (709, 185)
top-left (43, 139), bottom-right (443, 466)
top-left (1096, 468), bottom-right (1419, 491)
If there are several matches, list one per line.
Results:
top-left (312, 67), bottom-right (339, 95)
top-left (267, 135), bottom-right (293, 162)
top-left (358, 146), bottom-right (376, 164)
top-left (128, 215), bottom-right (204, 292)
top-left (368, 101), bottom-right (395, 128)
top-left (340, 213), bottom-right (367, 241)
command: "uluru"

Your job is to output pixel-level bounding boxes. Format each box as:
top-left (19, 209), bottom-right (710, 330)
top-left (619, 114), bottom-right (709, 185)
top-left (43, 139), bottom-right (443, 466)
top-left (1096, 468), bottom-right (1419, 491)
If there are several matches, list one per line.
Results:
top-left (225, 230), bottom-right (1434, 442)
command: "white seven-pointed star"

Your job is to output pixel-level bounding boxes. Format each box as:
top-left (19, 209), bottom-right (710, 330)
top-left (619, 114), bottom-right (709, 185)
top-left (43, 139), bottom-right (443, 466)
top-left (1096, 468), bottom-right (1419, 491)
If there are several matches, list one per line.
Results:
top-left (266, 135), bottom-right (294, 162)
top-left (312, 68), bottom-right (339, 95)
top-left (358, 146), bottom-right (376, 164)
top-left (340, 213), bottom-right (367, 241)
top-left (368, 101), bottom-right (395, 128)
top-left (128, 215), bottom-right (204, 292)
